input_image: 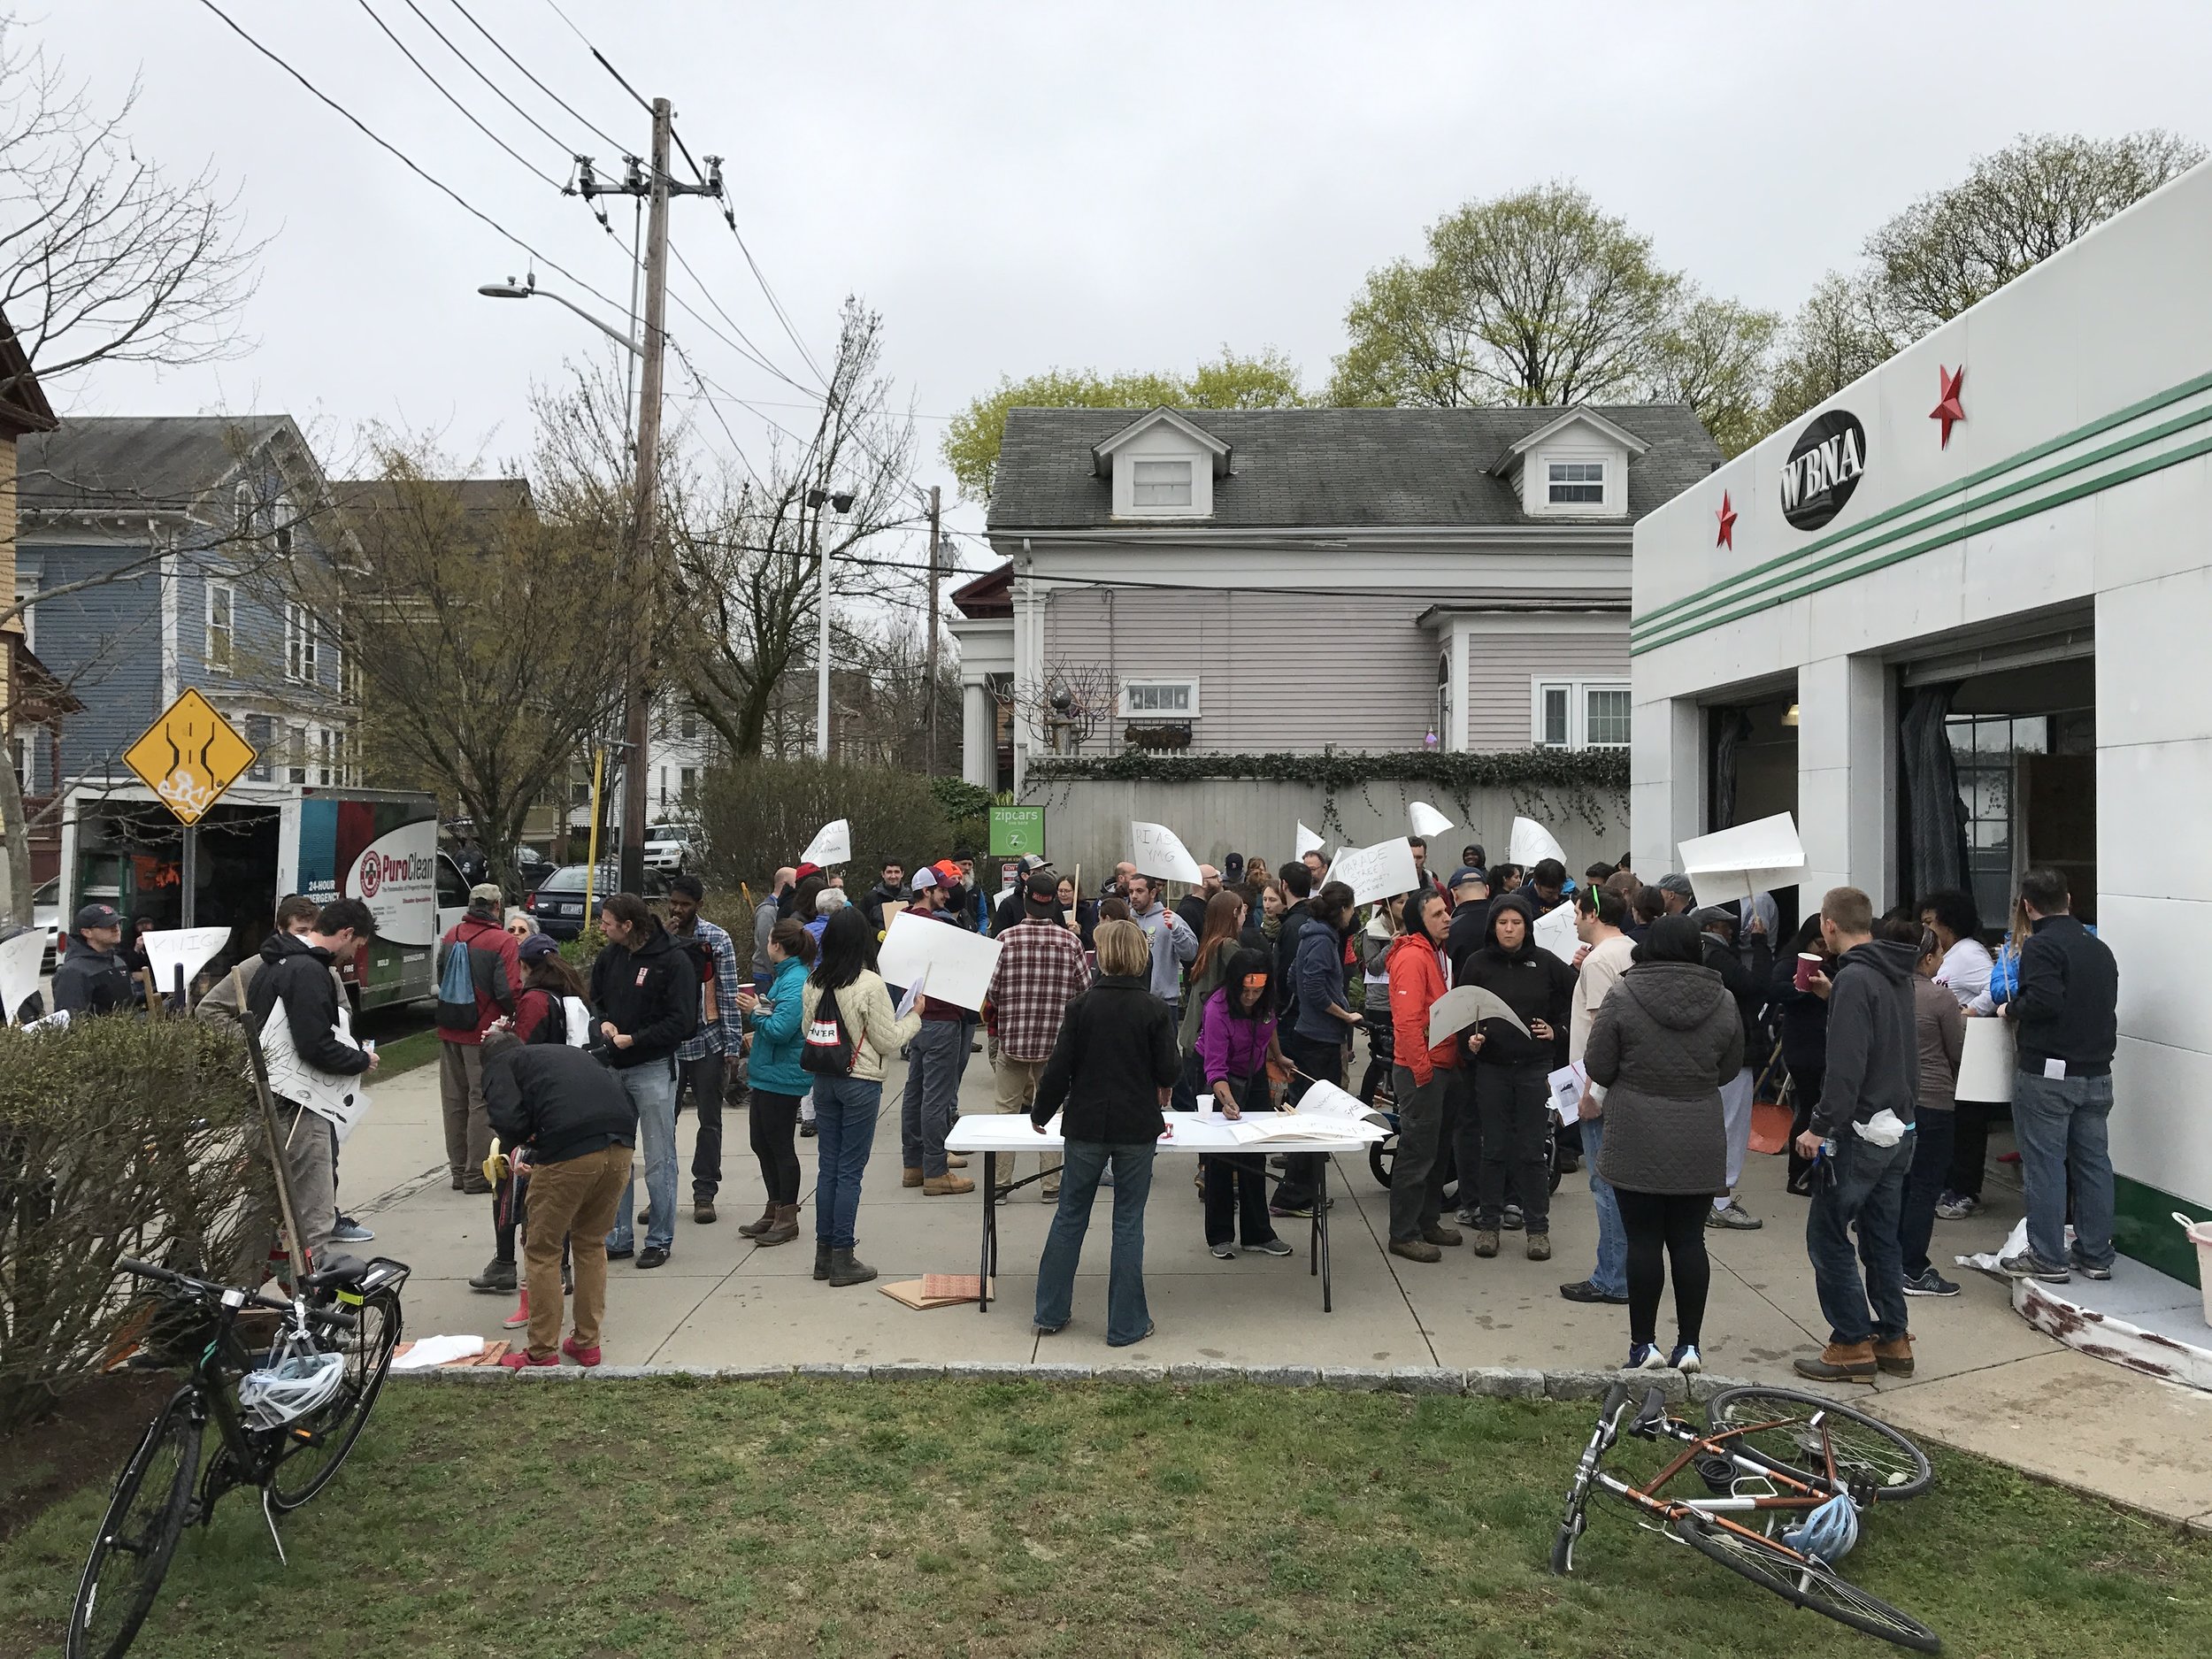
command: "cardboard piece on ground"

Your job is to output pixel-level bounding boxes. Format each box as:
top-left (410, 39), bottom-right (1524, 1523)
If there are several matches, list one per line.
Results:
top-left (1408, 800), bottom-right (1455, 840)
top-left (1533, 901), bottom-right (1581, 964)
top-left (1294, 822), bottom-right (1325, 859)
top-left (1678, 812), bottom-right (1805, 906)
top-left (1427, 984), bottom-right (1531, 1047)
top-left (139, 926), bottom-right (232, 996)
top-left (0, 928), bottom-right (42, 1024)
top-left (877, 910), bottom-right (1002, 1012)
top-left (1131, 820), bottom-right (1203, 884)
top-left (880, 1275), bottom-right (994, 1310)
top-left (800, 818), bottom-right (850, 867)
top-left (1324, 836), bottom-right (1418, 906)
top-left (1956, 1016), bottom-right (2017, 1103)
top-left (1509, 816), bottom-right (1566, 870)
top-left (390, 1334), bottom-right (487, 1371)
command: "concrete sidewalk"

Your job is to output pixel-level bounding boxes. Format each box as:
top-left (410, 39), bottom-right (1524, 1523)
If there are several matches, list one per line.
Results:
top-left (339, 1048), bottom-right (2212, 1532)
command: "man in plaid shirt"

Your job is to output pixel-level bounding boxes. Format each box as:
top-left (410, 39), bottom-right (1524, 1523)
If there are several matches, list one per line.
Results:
top-left (667, 875), bottom-right (745, 1225)
top-left (984, 870), bottom-right (1094, 1201)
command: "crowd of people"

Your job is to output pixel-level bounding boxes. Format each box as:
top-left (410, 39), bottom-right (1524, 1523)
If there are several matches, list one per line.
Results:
top-left (27, 818), bottom-right (2113, 1376)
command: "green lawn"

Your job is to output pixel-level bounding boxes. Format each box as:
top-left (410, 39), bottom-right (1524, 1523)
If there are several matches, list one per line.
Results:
top-left (4, 1379), bottom-right (2208, 1658)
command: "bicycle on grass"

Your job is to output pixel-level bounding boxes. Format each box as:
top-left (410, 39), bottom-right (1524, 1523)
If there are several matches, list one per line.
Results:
top-left (66, 1253), bottom-right (410, 1659)
top-left (1552, 1380), bottom-right (1941, 1652)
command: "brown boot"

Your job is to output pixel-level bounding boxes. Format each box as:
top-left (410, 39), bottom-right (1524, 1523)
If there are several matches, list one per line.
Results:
top-left (735, 1203), bottom-right (777, 1238)
top-left (1471, 1230), bottom-right (1501, 1258)
top-left (946, 1154), bottom-right (968, 1170)
top-left (1421, 1223), bottom-right (1463, 1247)
top-left (924, 1172), bottom-right (975, 1196)
top-left (1793, 1340), bottom-right (1878, 1382)
top-left (1389, 1237), bottom-right (1442, 1263)
top-left (1525, 1232), bottom-right (1552, 1262)
top-left (1873, 1334), bottom-right (1916, 1377)
top-left (757, 1203), bottom-right (800, 1245)
top-left (902, 1166), bottom-right (924, 1188)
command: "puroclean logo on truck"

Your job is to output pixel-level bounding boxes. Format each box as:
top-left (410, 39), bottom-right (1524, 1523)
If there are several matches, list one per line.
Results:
top-left (342, 820), bottom-right (440, 949)
top-left (356, 847), bottom-right (434, 901)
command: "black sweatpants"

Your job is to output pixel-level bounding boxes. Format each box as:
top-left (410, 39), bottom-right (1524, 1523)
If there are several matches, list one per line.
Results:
top-left (749, 1088), bottom-right (804, 1207)
top-left (1614, 1187), bottom-right (1711, 1350)
top-left (1279, 1028), bottom-right (1343, 1210)
top-left (1473, 1060), bottom-right (1552, 1233)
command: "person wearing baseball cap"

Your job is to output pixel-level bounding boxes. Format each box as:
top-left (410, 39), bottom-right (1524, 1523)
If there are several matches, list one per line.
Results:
top-left (52, 902), bottom-right (136, 1016)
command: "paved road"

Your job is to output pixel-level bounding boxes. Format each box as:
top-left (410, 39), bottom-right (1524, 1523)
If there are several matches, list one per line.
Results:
top-left (337, 1045), bottom-right (2212, 1531)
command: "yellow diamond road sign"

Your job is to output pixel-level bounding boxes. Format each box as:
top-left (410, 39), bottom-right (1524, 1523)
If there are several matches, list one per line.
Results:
top-left (124, 689), bottom-right (257, 826)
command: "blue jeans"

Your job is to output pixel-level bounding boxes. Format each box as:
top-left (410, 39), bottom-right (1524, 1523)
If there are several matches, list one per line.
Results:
top-left (1034, 1140), bottom-right (1154, 1344)
top-left (2012, 1071), bottom-right (2116, 1270)
top-left (1582, 1112), bottom-right (1628, 1299)
top-left (811, 1074), bottom-right (883, 1249)
top-left (901, 1020), bottom-right (964, 1178)
top-left (1805, 1132), bottom-right (1913, 1345)
top-left (606, 1059), bottom-right (679, 1253)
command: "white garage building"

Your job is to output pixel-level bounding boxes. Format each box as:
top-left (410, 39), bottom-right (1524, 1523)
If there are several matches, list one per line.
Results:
top-left (1629, 162), bottom-right (2212, 1284)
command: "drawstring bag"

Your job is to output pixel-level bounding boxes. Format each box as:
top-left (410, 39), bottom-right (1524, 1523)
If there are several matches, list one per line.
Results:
top-left (802, 987), bottom-right (855, 1077)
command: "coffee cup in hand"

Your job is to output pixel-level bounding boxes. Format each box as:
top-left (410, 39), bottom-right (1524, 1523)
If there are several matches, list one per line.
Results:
top-left (1794, 953), bottom-right (1822, 992)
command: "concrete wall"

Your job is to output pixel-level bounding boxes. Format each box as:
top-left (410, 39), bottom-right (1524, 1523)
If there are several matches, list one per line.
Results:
top-left (1014, 776), bottom-right (1627, 888)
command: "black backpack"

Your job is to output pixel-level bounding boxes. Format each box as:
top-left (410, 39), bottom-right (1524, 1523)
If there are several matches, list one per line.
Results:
top-left (801, 986), bottom-right (855, 1076)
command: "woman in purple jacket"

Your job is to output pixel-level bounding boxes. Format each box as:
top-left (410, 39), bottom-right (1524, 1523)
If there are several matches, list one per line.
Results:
top-left (1195, 948), bottom-right (1294, 1261)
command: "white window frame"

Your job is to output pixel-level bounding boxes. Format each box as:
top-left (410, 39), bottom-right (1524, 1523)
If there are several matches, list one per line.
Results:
top-left (1119, 678), bottom-right (1200, 718)
top-left (1546, 459), bottom-right (1607, 505)
top-left (272, 492), bottom-right (295, 557)
top-left (284, 602), bottom-right (319, 684)
top-left (205, 580), bottom-right (235, 672)
top-left (1129, 458), bottom-right (1194, 510)
top-left (9, 733), bottom-right (28, 792)
top-left (286, 722), bottom-right (309, 785)
top-left (12, 579), bottom-right (33, 651)
top-left (1532, 679), bottom-right (1632, 749)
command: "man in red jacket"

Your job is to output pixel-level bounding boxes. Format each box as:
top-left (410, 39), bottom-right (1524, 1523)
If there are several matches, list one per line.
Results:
top-left (1386, 890), bottom-right (1466, 1263)
top-left (437, 883), bottom-right (521, 1194)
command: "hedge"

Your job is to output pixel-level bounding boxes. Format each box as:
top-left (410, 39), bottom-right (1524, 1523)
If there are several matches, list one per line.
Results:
top-left (695, 757), bottom-right (955, 892)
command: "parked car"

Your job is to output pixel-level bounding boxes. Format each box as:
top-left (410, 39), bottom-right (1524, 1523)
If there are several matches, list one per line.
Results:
top-left (511, 845), bottom-right (558, 893)
top-left (34, 877), bottom-right (59, 972)
top-left (523, 864), bottom-right (621, 941)
top-left (643, 822), bottom-right (695, 877)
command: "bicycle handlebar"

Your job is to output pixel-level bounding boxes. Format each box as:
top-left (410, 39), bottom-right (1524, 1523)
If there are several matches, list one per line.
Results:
top-left (117, 1256), bottom-right (357, 1331)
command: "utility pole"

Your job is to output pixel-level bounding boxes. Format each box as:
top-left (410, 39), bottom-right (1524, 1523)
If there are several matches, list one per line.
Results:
top-left (569, 106), bottom-right (724, 894)
top-left (924, 483), bottom-right (941, 775)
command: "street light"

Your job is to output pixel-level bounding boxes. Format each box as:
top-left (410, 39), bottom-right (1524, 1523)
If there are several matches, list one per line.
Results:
top-left (806, 487), bottom-right (855, 758)
top-left (478, 272), bottom-right (642, 357)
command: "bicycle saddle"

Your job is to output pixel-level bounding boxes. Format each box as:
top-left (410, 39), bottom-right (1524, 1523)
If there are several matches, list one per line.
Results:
top-left (297, 1254), bottom-right (371, 1291)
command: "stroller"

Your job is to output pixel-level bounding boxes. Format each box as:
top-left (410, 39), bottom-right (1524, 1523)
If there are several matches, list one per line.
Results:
top-left (1368, 1100), bottom-right (1564, 1204)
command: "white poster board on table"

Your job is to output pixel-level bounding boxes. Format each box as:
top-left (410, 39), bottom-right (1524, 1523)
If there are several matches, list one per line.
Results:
top-left (1408, 801), bottom-right (1454, 839)
top-left (877, 910), bottom-right (1002, 1013)
top-left (1324, 837), bottom-right (1419, 907)
top-left (1131, 821), bottom-right (1203, 885)
top-left (800, 818), bottom-right (851, 868)
top-left (1678, 813), bottom-right (1805, 907)
top-left (1509, 816), bottom-right (1566, 870)
top-left (1955, 1017), bottom-right (2016, 1103)
top-left (140, 926), bottom-right (233, 996)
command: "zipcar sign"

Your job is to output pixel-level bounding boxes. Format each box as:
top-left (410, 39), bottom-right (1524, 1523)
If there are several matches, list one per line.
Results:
top-left (1778, 409), bottom-right (1867, 531)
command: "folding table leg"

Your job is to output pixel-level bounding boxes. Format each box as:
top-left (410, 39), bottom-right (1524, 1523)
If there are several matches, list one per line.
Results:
top-left (1317, 1155), bottom-right (1333, 1313)
top-left (978, 1149), bottom-right (995, 1313)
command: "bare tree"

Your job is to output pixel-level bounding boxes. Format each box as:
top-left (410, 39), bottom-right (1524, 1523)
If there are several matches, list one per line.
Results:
top-left (668, 298), bottom-right (918, 758)
top-left (1006, 655), bottom-right (1116, 757)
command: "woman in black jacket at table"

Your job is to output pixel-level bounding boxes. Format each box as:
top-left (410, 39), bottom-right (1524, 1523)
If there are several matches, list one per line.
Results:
top-left (1029, 919), bottom-right (1180, 1346)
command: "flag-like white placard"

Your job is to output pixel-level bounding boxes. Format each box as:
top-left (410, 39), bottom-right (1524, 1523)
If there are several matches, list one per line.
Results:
top-left (1294, 822), bottom-right (1325, 860)
top-left (894, 964), bottom-right (928, 1022)
top-left (800, 818), bottom-right (851, 867)
top-left (877, 911), bottom-right (1002, 1013)
top-left (1955, 1016), bottom-right (2016, 1103)
top-left (1678, 813), bottom-right (1805, 906)
top-left (1408, 801), bottom-right (1454, 839)
top-left (1323, 837), bottom-right (1419, 907)
top-left (1509, 816), bottom-right (1566, 869)
top-left (139, 926), bottom-right (233, 996)
top-left (0, 929), bottom-right (43, 1024)
top-left (1131, 820), bottom-right (1202, 884)
top-left (1426, 984), bottom-right (1531, 1048)
top-left (1533, 901), bottom-right (1581, 964)
top-left (258, 995), bottom-right (372, 1138)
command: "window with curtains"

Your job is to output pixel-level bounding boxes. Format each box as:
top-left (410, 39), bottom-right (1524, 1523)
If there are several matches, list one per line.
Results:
top-left (1131, 459), bottom-right (1193, 508)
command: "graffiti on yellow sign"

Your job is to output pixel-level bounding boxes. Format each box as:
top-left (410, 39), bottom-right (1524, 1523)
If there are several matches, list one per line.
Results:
top-left (122, 690), bottom-right (257, 826)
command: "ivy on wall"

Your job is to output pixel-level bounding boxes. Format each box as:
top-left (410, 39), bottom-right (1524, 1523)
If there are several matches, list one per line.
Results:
top-left (1023, 747), bottom-right (1628, 841)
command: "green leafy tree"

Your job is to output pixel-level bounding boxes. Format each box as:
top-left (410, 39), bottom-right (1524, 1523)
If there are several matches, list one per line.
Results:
top-left (942, 348), bottom-right (1302, 501)
top-left (1646, 296), bottom-right (1783, 458)
top-left (1764, 273), bottom-right (1898, 431)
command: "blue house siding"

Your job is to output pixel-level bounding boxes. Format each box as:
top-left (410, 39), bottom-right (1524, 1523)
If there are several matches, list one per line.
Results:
top-left (24, 541), bottom-right (164, 792)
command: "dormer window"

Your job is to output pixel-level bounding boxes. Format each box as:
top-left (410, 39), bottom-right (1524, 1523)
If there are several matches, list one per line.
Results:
top-left (1132, 459), bottom-right (1193, 509)
top-left (1548, 461), bottom-right (1606, 504)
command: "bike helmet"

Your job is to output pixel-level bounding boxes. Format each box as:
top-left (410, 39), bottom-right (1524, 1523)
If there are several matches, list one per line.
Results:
top-left (1783, 1493), bottom-right (1861, 1564)
top-left (237, 1349), bottom-right (348, 1431)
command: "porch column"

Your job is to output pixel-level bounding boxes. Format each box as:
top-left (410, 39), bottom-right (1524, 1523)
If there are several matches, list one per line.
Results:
top-left (1797, 652), bottom-right (1894, 906)
top-left (962, 677), bottom-right (993, 789)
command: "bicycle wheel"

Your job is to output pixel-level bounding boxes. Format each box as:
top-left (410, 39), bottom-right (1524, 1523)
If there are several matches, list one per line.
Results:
top-left (1671, 1511), bottom-right (1941, 1652)
top-left (1368, 1139), bottom-right (1393, 1188)
top-left (68, 1387), bottom-right (204, 1659)
top-left (265, 1286), bottom-right (401, 1511)
top-left (1703, 1386), bottom-right (1933, 1502)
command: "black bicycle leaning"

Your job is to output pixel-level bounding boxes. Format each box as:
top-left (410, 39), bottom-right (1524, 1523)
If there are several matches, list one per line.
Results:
top-left (66, 1254), bottom-right (410, 1659)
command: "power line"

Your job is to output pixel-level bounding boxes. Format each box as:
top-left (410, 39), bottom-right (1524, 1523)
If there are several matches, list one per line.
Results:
top-left (540, 0), bottom-right (651, 112)
top-left (195, 0), bottom-right (634, 321)
top-left (666, 242), bottom-right (820, 397)
top-left (353, 0), bottom-right (565, 190)
top-left (396, 0), bottom-right (572, 156)
top-left (442, 0), bottom-right (626, 150)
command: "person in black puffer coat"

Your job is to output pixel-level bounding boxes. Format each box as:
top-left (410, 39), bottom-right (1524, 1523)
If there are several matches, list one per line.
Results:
top-left (1457, 892), bottom-right (1576, 1259)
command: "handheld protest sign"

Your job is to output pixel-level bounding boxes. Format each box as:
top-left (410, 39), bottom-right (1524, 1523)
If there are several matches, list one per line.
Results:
top-left (878, 910), bottom-right (1002, 1012)
top-left (1532, 901), bottom-right (1580, 964)
top-left (1323, 837), bottom-right (1417, 907)
top-left (1294, 822), bottom-right (1325, 860)
top-left (139, 927), bottom-right (232, 1007)
top-left (0, 929), bottom-right (42, 1025)
top-left (1678, 812), bottom-right (1805, 906)
top-left (1408, 801), bottom-right (1454, 840)
top-left (1509, 816), bottom-right (1566, 870)
top-left (800, 818), bottom-right (851, 868)
top-left (1131, 821), bottom-right (1203, 884)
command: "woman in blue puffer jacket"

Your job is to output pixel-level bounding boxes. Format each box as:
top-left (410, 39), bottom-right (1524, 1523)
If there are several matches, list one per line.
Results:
top-left (734, 919), bottom-right (814, 1244)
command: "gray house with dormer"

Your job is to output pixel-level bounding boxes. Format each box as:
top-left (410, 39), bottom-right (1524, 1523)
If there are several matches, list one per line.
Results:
top-left (16, 416), bottom-right (357, 798)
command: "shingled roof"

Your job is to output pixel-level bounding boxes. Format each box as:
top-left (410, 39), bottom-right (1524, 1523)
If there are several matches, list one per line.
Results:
top-left (988, 403), bottom-right (1719, 531)
top-left (18, 416), bottom-right (288, 516)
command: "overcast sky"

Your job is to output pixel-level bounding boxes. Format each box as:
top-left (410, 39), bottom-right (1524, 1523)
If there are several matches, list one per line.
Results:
top-left (35, 1), bottom-right (2212, 578)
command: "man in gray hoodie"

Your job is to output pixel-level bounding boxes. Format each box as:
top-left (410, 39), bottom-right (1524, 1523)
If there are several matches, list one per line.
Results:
top-left (1793, 886), bottom-right (1920, 1383)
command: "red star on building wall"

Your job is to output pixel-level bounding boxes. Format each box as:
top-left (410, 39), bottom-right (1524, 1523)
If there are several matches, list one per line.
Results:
top-left (1715, 489), bottom-right (1737, 549)
top-left (1932, 364), bottom-right (1966, 448)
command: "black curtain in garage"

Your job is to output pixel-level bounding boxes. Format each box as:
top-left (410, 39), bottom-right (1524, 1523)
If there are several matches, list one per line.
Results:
top-left (1899, 683), bottom-right (1970, 901)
